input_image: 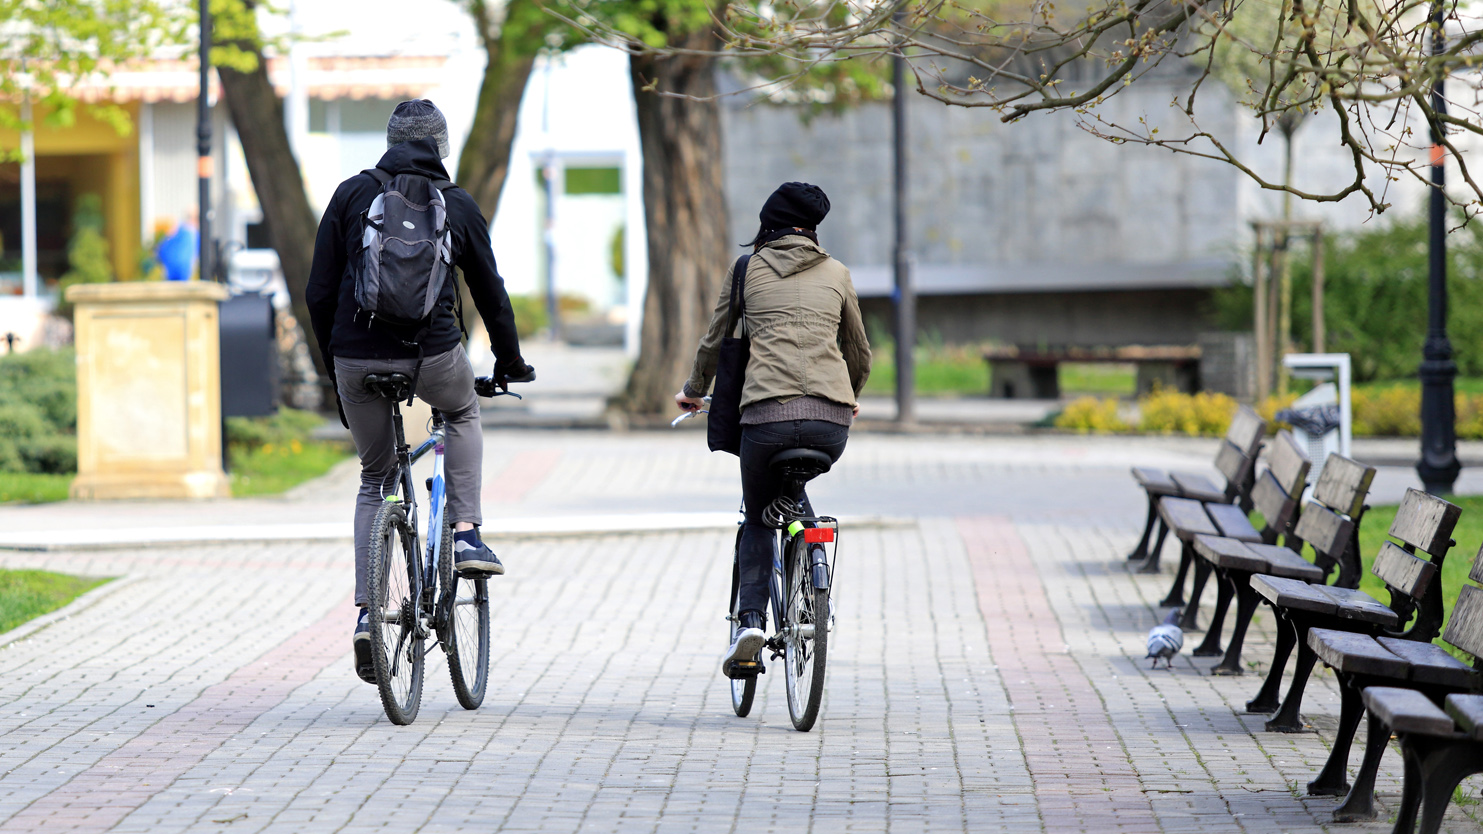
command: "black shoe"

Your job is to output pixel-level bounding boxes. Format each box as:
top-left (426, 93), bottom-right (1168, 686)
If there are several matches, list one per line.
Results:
top-left (353, 609), bottom-right (375, 684)
top-left (454, 531), bottom-right (505, 577)
top-left (722, 610), bottom-right (766, 679)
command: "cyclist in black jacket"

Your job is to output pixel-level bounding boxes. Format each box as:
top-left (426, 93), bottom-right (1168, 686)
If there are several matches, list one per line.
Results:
top-left (306, 99), bottom-right (533, 683)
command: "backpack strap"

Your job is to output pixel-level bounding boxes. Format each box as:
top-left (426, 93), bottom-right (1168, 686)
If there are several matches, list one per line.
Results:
top-left (431, 179), bottom-right (455, 191)
top-left (363, 168), bottom-right (392, 186)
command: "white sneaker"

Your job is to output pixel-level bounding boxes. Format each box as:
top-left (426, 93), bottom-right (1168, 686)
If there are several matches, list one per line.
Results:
top-left (722, 627), bottom-right (766, 679)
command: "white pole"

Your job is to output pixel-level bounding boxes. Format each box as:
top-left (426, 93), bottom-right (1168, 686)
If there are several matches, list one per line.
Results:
top-left (285, 0), bottom-right (308, 163)
top-left (20, 88), bottom-right (37, 300)
top-left (139, 101), bottom-right (155, 246)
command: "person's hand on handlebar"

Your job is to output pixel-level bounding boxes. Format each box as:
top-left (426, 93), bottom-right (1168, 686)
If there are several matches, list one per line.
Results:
top-left (494, 359), bottom-right (536, 390)
top-left (675, 391), bottom-right (706, 413)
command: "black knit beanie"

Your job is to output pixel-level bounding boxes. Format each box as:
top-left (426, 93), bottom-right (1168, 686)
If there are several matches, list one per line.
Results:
top-left (758, 182), bottom-right (830, 231)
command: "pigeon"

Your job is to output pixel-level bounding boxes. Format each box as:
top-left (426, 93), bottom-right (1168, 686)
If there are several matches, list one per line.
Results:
top-left (1146, 609), bottom-right (1184, 669)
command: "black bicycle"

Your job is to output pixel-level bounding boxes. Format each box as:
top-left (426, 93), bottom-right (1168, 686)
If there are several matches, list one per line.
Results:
top-left (675, 409), bottom-right (838, 731)
top-left (362, 370), bottom-right (528, 725)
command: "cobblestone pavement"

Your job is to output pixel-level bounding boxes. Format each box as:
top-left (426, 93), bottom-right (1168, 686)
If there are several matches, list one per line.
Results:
top-left (2, 431), bottom-right (1482, 832)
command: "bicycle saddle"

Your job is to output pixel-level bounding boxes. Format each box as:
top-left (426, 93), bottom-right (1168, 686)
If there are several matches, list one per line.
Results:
top-left (364, 372), bottom-right (414, 402)
top-left (768, 448), bottom-right (833, 480)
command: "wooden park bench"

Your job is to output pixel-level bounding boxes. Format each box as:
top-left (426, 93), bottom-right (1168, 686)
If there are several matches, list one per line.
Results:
top-left (1188, 454), bottom-right (1375, 676)
top-left (1243, 488), bottom-right (1461, 734)
top-left (1153, 429), bottom-right (1309, 632)
top-left (1126, 404), bottom-right (1266, 575)
top-left (1300, 540), bottom-right (1483, 822)
top-left (1349, 687), bottom-right (1483, 834)
top-left (985, 344), bottom-right (1201, 399)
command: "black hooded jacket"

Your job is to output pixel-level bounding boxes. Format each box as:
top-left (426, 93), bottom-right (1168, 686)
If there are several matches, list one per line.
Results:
top-left (306, 138), bottom-right (522, 378)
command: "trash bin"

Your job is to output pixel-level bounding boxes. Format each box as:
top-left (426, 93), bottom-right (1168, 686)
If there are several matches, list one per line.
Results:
top-left (1278, 384), bottom-right (1342, 483)
top-left (219, 293), bottom-right (279, 417)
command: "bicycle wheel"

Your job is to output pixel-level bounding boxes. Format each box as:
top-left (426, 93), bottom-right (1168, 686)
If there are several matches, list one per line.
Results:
top-left (728, 528), bottom-right (757, 717)
top-left (783, 535), bottom-right (828, 731)
top-left (367, 500), bottom-right (425, 725)
top-left (439, 521), bottom-right (489, 709)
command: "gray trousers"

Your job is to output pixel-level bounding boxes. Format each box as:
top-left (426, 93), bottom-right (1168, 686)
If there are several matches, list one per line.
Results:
top-left (335, 348), bottom-right (482, 606)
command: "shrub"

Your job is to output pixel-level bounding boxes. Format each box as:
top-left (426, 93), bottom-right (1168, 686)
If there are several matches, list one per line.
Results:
top-left (508, 295), bottom-right (549, 339)
top-left (1138, 389), bottom-right (1238, 436)
top-left (1054, 396), bottom-right (1130, 433)
top-left (226, 408), bottom-right (324, 452)
top-left (0, 349), bottom-right (77, 475)
top-left (1352, 387), bottom-right (1422, 436)
top-left (55, 195), bottom-right (114, 320)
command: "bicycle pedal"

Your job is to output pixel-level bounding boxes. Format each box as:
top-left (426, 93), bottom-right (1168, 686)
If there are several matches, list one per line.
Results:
top-left (729, 659), bottom-right (765, 677)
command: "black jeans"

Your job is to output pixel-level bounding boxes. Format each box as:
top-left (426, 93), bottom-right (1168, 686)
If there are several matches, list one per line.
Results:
top-left (737, 420), bottom-right (849, 619)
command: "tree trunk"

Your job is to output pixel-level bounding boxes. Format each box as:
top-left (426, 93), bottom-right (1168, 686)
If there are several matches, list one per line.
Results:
top-left (619, 42), bottom-right (730, 415)
top-left (217, 49), bottom-right (326, 402)
top-left (453, 0), bottom-right (542, 338)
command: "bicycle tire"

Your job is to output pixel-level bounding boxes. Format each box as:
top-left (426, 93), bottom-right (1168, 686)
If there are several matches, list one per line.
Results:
top-left (728, 528), bottom-right (757, 717)
top-left (439, 521), bottom-right (489, 709)
top-left (367, 500), bottom-right (425, 725)
top-left (783, 535), bottom-right (828, 732)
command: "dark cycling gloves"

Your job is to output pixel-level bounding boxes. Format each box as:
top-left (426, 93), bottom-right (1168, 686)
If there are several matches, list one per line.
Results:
top-left (494, 359), bottom-right (536, 387)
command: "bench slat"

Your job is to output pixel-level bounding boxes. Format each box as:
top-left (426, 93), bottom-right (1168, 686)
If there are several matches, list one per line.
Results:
top-left (1389, 488), bottom-right (1462, 556)
top-left (1446, 694), bottom-right (1483, 741)
top-left (1444, 585), bottom-right (1483, 659)
top-left (1243, 543), bottom-right (1325, 582)
top-left (1292, 504), bottom-right (1352, 562)
top-left (1468, 543), bottom-right (1483, 586)
top-left (1311, 455), bottom-right (1376, 518)
top-left (1194, 535), bottom-right (1265, 571)
top-left (1158, 497), bottom-right (1219, 541)
top-left (1364, 686), bottom-right (1458, 736)
top-left (1170, 472), bottom-right (1227, 503)
top-left (1227, 405), bottom-right (1267, 455)
top-left (1252, 575), bottom-right (1339, 614)
top-left (1373, 541), bottom-right (1438, 600)
top-left (1310, 628), bottom-right (1409, 676)
top-left (1207, 503), bottom-right (1262, 542)
top-left (1267, 431), bottom-right (1312, 497)
top-left (1133, 467), bottom-right (1180, 496)
top-left (1376, 637), bottom-right (1478, 689)
top-left (1213, 442), bottom-right (1249, 486)
top-left (1317, 585), bottom-right (1402, 627)
top-left (1250, 470), bottom-right (1298, 533)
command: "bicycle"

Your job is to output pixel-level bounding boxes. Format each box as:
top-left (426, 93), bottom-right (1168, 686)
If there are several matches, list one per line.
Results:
top-left (674, 408), bottom-right (839, 731)
top-left (361, 370), bottom-right (529, 725)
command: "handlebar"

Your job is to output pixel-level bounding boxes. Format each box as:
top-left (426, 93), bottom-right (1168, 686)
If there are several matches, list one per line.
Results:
top-left (671, 396), bottom-right (713, 427)
top-left (475, 369), bottom-right (535, 400)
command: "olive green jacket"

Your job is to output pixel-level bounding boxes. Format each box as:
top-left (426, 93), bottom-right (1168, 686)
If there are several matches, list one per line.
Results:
top-left (685, 236), bottom-right (871, 409)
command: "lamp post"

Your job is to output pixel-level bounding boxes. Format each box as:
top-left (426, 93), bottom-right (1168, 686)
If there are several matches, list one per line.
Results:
top-left (1417, 0), bottom-right (1461, 494)
top-left (197, 0), bottom-right (213, 282)
top-left (17, 62), bottom-right (36, 300)
top-left (892, 10), bottom-right (915, 426)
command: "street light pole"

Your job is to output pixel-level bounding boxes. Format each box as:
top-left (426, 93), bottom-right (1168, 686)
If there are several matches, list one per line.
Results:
top-left (892, 10), bottom-right (915, 426)
top-left (1417, 0), bottom-right (1461, 494)
top-left (197, 0), bottom-right (213, 282)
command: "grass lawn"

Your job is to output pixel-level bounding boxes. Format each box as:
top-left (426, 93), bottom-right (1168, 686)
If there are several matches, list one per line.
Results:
top-left (1355, 494), bottom-right (1483, 657)
top-left (0, 473), bottom-right (73, 505)
top-left (229, 440), bottom-right (352, 497)
top-left (0, 569), bottom-right (110, 634)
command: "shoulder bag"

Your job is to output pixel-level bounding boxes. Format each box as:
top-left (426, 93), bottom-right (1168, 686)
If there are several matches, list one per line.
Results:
top-left (707, 254), bottom-right (751, 455)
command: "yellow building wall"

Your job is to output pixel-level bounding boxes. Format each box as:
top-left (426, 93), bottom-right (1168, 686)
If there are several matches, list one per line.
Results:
top-left (0, 102), bottom-right (142, 281)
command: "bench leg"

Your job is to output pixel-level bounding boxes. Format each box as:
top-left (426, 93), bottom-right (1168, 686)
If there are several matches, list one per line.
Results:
top-left (1212, 582), bottom-right (1260, 675)
top-left (1127, 494), bottom-right (1158, 562)
top-left (1193, 569), bottom-right (1233, 657)
top-left (1332, 712), bottom-right (1388, 822)
top-left (1177, 551), bottom-right (1211, 632)
top-left (1246, 616), bottom-right (1296, 713)
top-left (1159, 537), bottom-right (1191, 606)
top-left (1265, 636), bottom-right (1318, 733)
top-left (1138, 518), bottom-right (1170, 575)
top-left (1309, 676), bottom-right (1365, 796)
top-left (1415, 739), bottom-right (1483, 834)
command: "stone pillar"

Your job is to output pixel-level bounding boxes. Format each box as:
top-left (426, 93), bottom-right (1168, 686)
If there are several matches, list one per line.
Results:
top-left (68, 282), bottom-right (231, 500)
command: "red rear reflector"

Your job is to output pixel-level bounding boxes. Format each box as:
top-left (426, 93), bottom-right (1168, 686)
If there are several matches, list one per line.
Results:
top-left (804, 527), bottom-right (834, 543)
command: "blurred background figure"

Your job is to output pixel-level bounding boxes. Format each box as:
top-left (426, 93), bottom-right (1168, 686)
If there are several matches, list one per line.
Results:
top-left (156, 213), bottom-right (199, 282)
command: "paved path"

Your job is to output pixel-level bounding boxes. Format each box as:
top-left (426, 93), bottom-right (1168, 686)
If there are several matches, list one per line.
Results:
top-left (2, 431), bottom-right (1483, 832)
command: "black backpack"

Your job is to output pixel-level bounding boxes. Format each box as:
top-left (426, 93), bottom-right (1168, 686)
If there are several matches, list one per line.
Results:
top-left (355, 167), bottom-right (455, 330)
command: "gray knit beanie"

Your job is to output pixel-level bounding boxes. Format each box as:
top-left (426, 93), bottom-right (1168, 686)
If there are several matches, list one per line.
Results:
top-left (386, 99), bottom-right (450, 159)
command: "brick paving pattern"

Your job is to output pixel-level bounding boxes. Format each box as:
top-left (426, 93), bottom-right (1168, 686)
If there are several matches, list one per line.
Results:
top-left (0, 431), bottom-right (1480, 832)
